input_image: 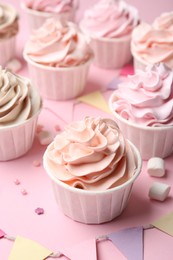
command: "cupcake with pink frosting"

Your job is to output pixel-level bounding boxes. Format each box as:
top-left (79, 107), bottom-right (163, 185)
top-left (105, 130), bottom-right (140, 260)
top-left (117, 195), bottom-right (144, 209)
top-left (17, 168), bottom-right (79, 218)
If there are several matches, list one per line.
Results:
top-left (21, 0), bottom-right (76, 32)
top-left (43, 116), bottom-right (142, 224)
top-left (0, 2), bottom-right (19, 67)
top-left (0, 68), bottom-right (42, 161)
top-left (23, 18), bottom-right (93, 100)
top-left (80, 0), bottom-right (139, 69)
top-left (109, 63), bottom-right (173, 160)
top-left (131, 12), bottom-right (173, 71)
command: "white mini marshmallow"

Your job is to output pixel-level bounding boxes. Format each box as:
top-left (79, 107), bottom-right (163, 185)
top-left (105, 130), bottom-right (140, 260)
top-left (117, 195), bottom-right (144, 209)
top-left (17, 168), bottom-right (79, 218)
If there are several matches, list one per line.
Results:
top-left (147, 157), bottom-right (165, 177)
top-left (6, 59), bottom-right (22, 73)
top-left (148, 182), bottom-right (171, 201)
top-left (38, 130), bottom-right (54, 145)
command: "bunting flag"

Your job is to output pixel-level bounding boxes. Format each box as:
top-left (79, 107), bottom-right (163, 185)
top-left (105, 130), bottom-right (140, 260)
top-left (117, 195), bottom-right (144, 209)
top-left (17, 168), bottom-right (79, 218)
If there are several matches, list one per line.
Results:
top-left (107, 77), bottom-right (122, 90)
top-left (8, 236), bottom-right (52, 260)
top-left (77, 91), bottom-right (111, 114)
top-left (63, 238), bottom-right (97, 260)
top-left (107, 226), bottom-right (144, 260)
top-left (152, 211), bottom-right (173, 237)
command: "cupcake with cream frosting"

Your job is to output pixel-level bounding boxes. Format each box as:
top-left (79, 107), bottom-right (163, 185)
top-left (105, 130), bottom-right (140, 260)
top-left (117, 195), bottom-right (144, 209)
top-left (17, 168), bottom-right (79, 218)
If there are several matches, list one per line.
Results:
top-left (80, 0), bottom-right (139, 69)
top-left (0, 2), bottom-right (19, 67)
top-left (0, 68), bottom-right (42, 161)
top-left (23, 18), bottom-right (93, 100)
top-left (131, 12), bottom-right (173, 71)
top-left (43, 116), bottom-right (142, 224)
top-left (109, 63), bottom-right (173, 160)
top-left (21, 0), bottom-right (76, 32)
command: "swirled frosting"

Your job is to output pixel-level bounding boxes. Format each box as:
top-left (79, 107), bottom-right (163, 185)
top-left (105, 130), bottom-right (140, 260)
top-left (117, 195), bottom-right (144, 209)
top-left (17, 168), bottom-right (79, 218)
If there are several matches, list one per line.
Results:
top-left (24, 19), bottom-right (93, 67)
top-left (0, 68), bottom-right (41, 127)
top-left (0, 2), bottom-right (18, 39)
top-left (131, 12), bottom-right (173, 68)
top-left (80, 0), bottom-right (139, 38)
top-left (44, 117), bottom-right (137, 191)
top-left (110, 63), bottom-right (173, 127)
top-left (24, 0), bottom-right (74, 13)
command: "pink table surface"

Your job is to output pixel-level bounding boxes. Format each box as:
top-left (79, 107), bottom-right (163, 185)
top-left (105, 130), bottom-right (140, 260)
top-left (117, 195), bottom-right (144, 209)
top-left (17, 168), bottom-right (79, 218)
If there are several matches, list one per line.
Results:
top-left (1, 1), bottom-right (173, 259)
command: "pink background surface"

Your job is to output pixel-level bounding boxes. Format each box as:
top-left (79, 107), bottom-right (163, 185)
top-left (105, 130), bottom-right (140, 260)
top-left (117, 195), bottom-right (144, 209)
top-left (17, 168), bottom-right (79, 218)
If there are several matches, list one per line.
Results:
top-left (1, 1), bottom-right (173, 259)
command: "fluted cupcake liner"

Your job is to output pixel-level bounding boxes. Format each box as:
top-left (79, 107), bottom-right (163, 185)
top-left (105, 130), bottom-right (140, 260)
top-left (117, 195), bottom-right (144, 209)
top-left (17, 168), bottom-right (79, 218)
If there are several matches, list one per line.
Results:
top-left (24, 53), bottom-right (92, 101)
top-left (87, 34), bottom-right (132, 69)
top-left (109, 94), bottom-right (173, 160)
top-left (43, 141), bottom-right (142, 224)
top-left (0, 36), bottom-right (16, 68)
top-left (0, 110), bottom-right (40, 161)
top-left (21, 3), bottom-right (75, 33)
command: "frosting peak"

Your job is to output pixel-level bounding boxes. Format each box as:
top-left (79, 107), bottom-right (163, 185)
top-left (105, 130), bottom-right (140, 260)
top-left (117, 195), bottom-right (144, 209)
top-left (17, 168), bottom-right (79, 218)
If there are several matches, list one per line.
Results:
top-left (24, 19), bottom-right (93, 67)
top-left (44, 117), bottom-right (137, 191)
top-left (110, 63), bottom-right (173, 127)
top-left (80, 0), bottom-right (139, 38)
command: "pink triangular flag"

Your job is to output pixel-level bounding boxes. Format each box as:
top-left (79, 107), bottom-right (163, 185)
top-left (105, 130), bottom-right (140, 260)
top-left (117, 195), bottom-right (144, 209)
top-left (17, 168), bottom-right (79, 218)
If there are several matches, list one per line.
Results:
top-left (0, 229), bottom-right (6, 238)
top-left (63, 238), bottom-right (97, 260)
top-left (107, 227), bottom-right (144, 260)
top-left (119, 63), bottom-right (134, 76)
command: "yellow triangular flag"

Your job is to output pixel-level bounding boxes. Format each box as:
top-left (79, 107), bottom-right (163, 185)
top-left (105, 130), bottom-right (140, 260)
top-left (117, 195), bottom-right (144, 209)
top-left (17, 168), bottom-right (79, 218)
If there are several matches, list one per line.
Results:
top-left (152, 211), bottom-right (173, 237)
top-left (77, 91), bottom-right (111, 114)
top-left (8, 236), bottom-right (52, 260)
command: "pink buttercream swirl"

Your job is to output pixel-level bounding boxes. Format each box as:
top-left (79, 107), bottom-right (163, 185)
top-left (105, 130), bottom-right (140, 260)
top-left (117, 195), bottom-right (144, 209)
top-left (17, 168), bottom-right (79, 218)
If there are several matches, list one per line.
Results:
top-left (24, 0), bottom-right (74, 13)
top-left (131, 12), bottom-right (173, 68)
top-left (110, 63), bottom-right (173, 127)
top-left (0, 68), bottom-right (41, 127)
top-left (24, 19), bottom-right (93, 67)
top-left (80, 0), bottom-right (139, 38)
top-left (0, 3), bottom-right (18, 38)
top-left (45, 117), bottom-right (137, 191)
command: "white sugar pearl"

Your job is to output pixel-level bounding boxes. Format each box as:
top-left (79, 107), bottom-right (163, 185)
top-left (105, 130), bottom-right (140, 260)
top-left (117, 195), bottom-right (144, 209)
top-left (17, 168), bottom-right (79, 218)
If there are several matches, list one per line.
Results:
top-left (38, 130), bottom-right (54, 145)
top-left (148, 182), bottom-right (171, 201)
top-left (147, 157), bottom-right (165, 177)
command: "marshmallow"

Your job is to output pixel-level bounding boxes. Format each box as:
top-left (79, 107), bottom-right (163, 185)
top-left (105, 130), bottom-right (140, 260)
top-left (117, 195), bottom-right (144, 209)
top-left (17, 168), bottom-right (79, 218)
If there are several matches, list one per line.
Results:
top-left (147, 157), bottom-right (165, 177)
top-left (6, 58), bottom-right (22, 73)
top-left (148, 182), bottom-right (171, 201)
top-left (38, 130), bottom-right (54, 145)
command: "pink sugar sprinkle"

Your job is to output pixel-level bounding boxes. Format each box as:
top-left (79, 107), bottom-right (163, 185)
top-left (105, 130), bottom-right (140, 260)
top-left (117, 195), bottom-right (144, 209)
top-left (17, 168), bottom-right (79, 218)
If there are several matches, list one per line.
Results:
top-left (36, 124), bottom-right (44, 134)
top-left (21, 189), bottom-right (27, 195)
top-left (33, 160), bottom-right (41, 167)
top-left (14, 179), bottom-right (20, 185)
top-left (35, 208), bottom-right (44, 215)
top-left (54, 124), bottom-right (61, 132)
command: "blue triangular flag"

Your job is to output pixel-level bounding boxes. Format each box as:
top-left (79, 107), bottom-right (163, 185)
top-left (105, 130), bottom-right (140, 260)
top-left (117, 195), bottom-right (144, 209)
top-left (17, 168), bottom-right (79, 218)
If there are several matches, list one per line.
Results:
top-left (107, 226), bottom-right (144, 260)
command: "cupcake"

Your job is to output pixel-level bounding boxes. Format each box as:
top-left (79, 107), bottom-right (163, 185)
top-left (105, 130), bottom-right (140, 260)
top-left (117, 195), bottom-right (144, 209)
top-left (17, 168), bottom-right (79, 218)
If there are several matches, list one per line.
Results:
top-left (109, 63), bottom-right (173, 160)
top-left (80, 0), bottom-right (139, 69)
top-left (23, 18), bottom-right (93, 101)
top-left (21, 0), bottom-right (76, 32)
top-left (131, 12), bottom-right (173, 71)
top-left (0, 2), bottom-right (19, 67)
top-left (43, 117), bottom-right (142, 224)
top-left (0, 68), bottom-right (42, 161)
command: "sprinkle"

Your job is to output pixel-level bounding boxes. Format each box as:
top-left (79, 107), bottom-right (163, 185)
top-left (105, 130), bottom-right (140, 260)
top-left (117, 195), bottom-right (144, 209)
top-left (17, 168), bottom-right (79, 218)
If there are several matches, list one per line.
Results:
top-left (33, 160), bottom-right (41, 167)
top-left (21, 189), bottom-right (28, 195)
top-left (54, 124), bottom-right (61, 132)
top-left (0, 229), bottom-right (6, 239)
top-left (14, 179), bottom-right (20, 185)
top-left (38, 130), bottom-right (54, 145)
top-left (36, 124), bottom-right (44, 134)
top-left (35, 208), bottom-right (44, 215)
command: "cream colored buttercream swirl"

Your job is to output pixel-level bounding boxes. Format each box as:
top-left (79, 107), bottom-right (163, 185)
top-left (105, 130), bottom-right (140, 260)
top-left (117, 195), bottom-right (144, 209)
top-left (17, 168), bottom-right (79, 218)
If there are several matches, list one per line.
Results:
top-left (24, 19), bottom-right (93, 67)
top-left (131, 12), bottom-right (173, 68)
top-left (0, 2), bottom-right (18, 38)
top-left (24, 0), bottom-right (74, 13)
top-left (0, 68), bottom-right (41, 127)
top-left (110, 63), bottom-right (173, 127)
top-left (44, 117), bottom-right (137, 191)
top-left (80, 0), bottom-right (139, 38)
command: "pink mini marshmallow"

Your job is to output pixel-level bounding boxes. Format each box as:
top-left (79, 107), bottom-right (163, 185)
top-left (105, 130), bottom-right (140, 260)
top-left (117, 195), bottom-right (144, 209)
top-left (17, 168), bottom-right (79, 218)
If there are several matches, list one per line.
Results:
top-left (38, 130), bottom-right (54, 145)
top-left (6, 59), bottom-right (22, 73)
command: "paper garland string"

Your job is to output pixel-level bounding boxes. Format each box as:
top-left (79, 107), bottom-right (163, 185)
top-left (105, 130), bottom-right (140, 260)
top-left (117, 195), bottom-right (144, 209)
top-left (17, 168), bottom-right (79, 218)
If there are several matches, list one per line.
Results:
top-left (1, 212), bottom-right (173, 260)
top-left (77, 91), bottom-right (111, 114)
top-left (108, 226), bottom-right (144, 260)
top-left (152, 211), bottom-right (173, 237)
